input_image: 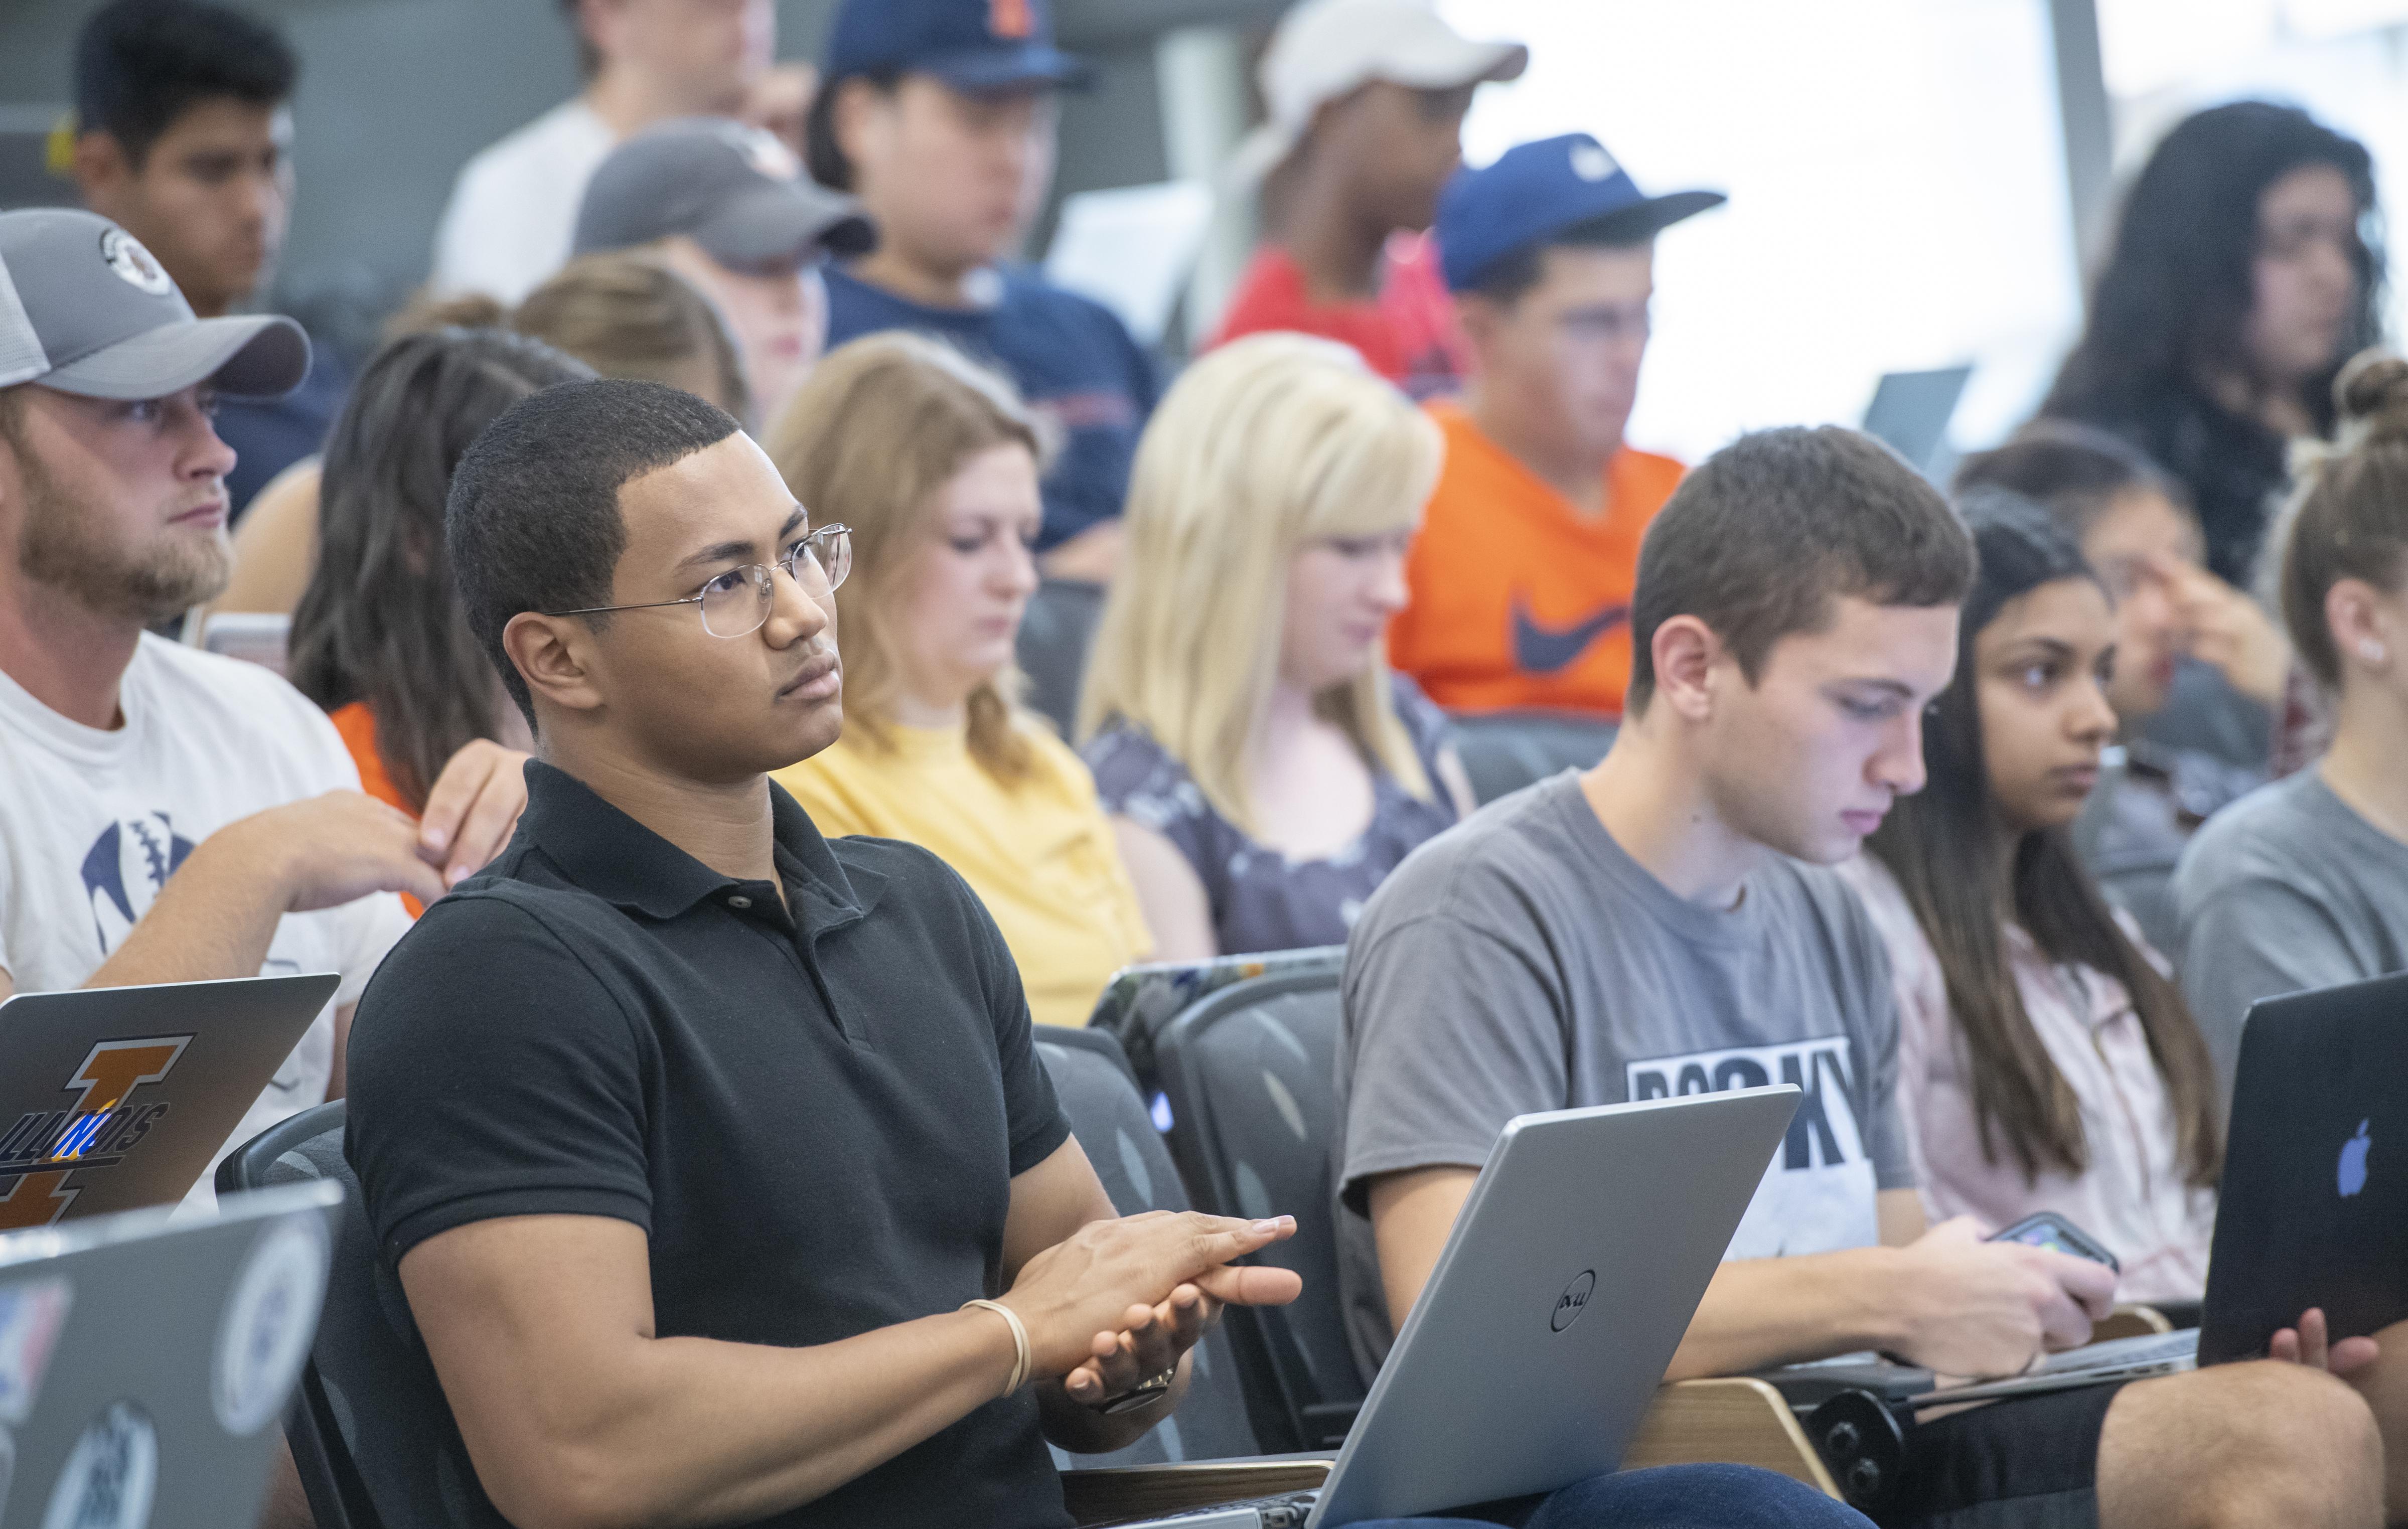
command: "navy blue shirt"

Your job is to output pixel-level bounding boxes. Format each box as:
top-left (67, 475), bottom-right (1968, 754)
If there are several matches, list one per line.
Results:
top-left (216, 340), bottom-right (346, 523)
top-left (824, 264), bottom-right (1157, 552)
top-left (346, 762), bottom-right (1074, 1528)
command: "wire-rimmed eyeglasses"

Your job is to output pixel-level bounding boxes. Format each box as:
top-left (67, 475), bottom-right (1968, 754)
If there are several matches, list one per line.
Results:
top-left (542, 524), bottom-right (851, 639)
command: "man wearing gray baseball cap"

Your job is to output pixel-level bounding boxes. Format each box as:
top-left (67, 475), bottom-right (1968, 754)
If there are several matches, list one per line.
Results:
top-left (0, 207), bottom-right (529, 1221)
top-left (573, 116), bottom-right (875, 428)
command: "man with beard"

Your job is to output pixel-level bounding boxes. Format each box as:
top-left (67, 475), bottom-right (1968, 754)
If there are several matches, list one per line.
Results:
top-left (0, 208), bottom-right (527, 1203)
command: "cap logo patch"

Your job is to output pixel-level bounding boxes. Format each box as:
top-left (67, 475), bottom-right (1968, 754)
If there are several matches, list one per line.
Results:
top-left (1569, 142), bottom-right (1618, 183)
top-left (97, 229), bottom-right (173, 298)
top-left (989, 0), bottom-right (1035, 41)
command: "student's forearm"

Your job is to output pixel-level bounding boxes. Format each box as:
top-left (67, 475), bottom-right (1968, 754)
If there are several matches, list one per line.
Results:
top-left (485, 1308), bottom-right (1026, 1529)
top-left (83, 828), bottom-right (293, 989)
top-left (1665, 1248), bottom-right (1912, 1381)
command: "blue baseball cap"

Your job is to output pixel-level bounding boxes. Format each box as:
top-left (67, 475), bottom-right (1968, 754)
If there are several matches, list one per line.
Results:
top-left (825, 0), bottom-right (1094, 92)
top-left (1436, 133), bottom-right (1724, 293)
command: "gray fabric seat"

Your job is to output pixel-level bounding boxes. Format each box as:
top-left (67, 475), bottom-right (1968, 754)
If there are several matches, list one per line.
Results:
top-left (1448, 710), bottom-right (1617, 805)
top-left (1034, 1026), bottom-right (1265, 1466)
top-left (1155, 970), bottom-right (1363, 1452)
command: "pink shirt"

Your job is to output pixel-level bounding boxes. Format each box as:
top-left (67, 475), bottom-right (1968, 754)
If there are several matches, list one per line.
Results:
top-left (1838, 857), bottom-right (2215, 1303)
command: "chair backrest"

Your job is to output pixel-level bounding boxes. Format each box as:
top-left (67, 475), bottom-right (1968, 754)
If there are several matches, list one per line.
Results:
top-left (1447, 710), bottom-right (1617, 805)
top-left (1086, 946), bottom-right (1347, 1096)
top-left (1033, 1028), bottom-right (1265, 1466)
top-left (217, 1102), bottom-right (389, 1529)
top-left (1155, 969), bottom-right (1361, 1452)
top-left (1015, 576), bottom-right (1108, 736)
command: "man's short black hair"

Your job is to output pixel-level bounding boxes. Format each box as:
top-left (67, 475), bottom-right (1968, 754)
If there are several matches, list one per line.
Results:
top-left (1626, 425), bottom-right (1976, 713)
top-left (1466, 209), bottom-right (1657, 308)
top-left (447, 378), bottom-right (742, 725)
top-left (804, 70), bottom-right (899, 193)
top-left (75, 0), bottom-right (298, 169)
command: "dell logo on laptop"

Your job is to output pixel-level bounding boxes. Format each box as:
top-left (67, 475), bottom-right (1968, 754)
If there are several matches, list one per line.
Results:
top-left (2339, 1119), bottom-right (2373, 1198)
top-left (1552, 1270), bottom-right (1597, 1332)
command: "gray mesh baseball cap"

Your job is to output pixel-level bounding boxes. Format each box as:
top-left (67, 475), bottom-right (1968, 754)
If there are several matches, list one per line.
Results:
top-left (572, 117), bottom-right (878, 270)
top-left (0, 208), bottom-right (307, 401)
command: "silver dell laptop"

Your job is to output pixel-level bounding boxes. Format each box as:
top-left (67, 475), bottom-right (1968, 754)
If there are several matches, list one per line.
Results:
top-left (0, 975), bottom-right (337, 1226)
top-left (1128, 1086), bottom-right (1803, 1527)
top-left (0, 1178), bottom-right (340, 1526)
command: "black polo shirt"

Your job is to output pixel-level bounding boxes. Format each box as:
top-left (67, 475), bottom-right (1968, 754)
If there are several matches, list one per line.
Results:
top-left (346, 760), bottom-right (1073, 1529)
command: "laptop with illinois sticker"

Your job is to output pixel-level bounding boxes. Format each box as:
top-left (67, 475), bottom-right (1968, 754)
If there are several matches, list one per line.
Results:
top-left (0, 975), bottom-right (336, 1228)
top-left (0, 1179), bottom-right (340, 1527)
top-left (1116, 1087), bottom-right (1802, 1527)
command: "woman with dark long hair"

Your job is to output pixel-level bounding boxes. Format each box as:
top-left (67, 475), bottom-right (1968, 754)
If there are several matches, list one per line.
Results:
top-left (2044, 101), bottom-right (2384, 587)
top-left (1839, 494), bottom-right (2223, 1304)
top-left (287, 328), bottom-right (590, 833)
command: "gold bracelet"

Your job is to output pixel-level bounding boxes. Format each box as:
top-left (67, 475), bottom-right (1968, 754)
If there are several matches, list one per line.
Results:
top-left (960, 1299), bottom-right (1030, 1397)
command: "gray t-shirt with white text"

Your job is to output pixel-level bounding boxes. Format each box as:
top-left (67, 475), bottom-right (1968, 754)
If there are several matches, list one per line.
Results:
top-left (2173, 770), bottom-right (2408, 1104)
top-left (1333, 773), bottom-right (1911, 1378)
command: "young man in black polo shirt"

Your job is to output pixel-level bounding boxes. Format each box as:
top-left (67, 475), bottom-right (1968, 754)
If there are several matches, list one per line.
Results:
top-left (343, 379), bottom-right (1301, 1528)
top-left (345, 380), bottom-right (1869, 1529)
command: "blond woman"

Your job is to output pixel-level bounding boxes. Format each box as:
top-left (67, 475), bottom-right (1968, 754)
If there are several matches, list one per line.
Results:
top-left (766, 333), bottom-right (1150, 1026)
top-left (1080, 334), bottom-right (1476, 960)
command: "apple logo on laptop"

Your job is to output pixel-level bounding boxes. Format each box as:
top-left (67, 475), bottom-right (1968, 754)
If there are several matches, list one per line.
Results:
top-left (1552, 1271), bottom-right (1596, 1332)
top-left (2339, 1120), bottom-right (2372, 1198)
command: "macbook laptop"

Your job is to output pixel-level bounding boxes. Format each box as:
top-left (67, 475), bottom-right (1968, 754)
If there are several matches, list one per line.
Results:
top-left (0, 975), bottom-right (338, 1227)
top-left (2200, 969), bottom-right (2408, 1363)
top-left (1123, 1085), bottom-right (1803, 1527)
top-left (0, 1178), bottom-right (340, 1526)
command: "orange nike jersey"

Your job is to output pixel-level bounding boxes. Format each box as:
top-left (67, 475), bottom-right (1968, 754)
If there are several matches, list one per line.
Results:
top-left (1390, 403), bottom-right (1685, 717)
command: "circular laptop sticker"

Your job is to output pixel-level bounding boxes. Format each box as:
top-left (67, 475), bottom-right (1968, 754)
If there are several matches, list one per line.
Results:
top-left (212, 1218), bottom-right (328, 1437)
top-left (41, 1401), bottom-right (155, 1529)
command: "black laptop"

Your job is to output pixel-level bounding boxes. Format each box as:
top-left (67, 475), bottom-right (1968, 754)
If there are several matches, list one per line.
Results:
top-left (2199, 969), bottom-right (2408, 1363)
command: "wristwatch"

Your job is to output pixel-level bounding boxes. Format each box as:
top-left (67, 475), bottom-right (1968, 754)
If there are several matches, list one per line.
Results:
top-left (1092, 1365), bottom-right (1177, 1415)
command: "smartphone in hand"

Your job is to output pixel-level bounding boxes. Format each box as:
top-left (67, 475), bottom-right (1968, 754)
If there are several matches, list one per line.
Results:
top-left (1988, 1211), bottom-right (2120, 1273)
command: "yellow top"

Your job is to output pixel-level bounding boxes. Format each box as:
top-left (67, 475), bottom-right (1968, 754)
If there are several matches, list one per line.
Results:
top-left (774, 721), bottom-right (1152, 1027)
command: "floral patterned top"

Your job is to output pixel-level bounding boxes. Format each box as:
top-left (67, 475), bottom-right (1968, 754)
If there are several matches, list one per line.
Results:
top-left (1083, 676), bottom-right (1458, 957)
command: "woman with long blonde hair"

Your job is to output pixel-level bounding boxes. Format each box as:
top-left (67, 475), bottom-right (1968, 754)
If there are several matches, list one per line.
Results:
top-left (766, 333), bottom-right (1150, 1026)
top-left (1081, 334), bottom-right (1475, 959)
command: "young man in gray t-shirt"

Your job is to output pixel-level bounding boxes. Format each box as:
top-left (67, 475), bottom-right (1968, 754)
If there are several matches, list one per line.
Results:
top-left (1338, 426), bottom-right (2386, 1526)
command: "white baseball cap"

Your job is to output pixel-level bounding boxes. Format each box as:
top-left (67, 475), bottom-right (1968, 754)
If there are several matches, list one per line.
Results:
top-left (1227, 0), bottom-right (1527, 187)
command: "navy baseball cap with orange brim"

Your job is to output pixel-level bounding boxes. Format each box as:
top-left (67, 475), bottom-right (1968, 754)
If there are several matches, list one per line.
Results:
top-left (1437, 133), bottom-right (1726, 293)
top-left (825, 0), bottom-right (1095, 92)
top-left (0, 208), bottom-right (307, 400)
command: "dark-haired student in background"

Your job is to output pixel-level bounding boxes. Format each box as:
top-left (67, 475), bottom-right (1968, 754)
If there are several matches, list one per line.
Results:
top-left (1386, 134), bottom-right (1721, 719)
top-left (211, 254), bottom-right (753, 622)
top-left (2044, 100), bottom-right (2383, 590)
top-left (69, 0), bottom-right (338, 522)
top-left (1840, 494), bottom-right (2222, 1308)
top-left (806, 0), bottom-right (1152, 582)
top-left (1206, 0), bottom-right (1524, 397)
top-left (1340, 422), bottom-right (2387, 1526)
top-left (1953, 422), bottom-right (2289, 957)
top-left (285, 328), bottom-right (590, 894)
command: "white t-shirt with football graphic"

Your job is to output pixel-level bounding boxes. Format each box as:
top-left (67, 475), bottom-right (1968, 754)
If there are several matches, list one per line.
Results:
top-left (0, 635), bottom-right (411, 1203)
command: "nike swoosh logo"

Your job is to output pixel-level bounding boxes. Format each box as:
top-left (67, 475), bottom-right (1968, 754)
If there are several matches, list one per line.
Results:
top-left (1511, 598), bottom-right (1630, 675)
